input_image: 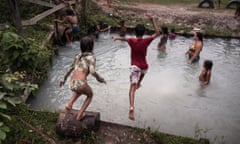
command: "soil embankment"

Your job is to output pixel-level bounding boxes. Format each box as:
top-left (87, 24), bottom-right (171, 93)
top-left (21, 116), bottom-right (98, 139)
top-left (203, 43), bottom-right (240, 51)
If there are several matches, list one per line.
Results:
top-left (95, 1), bottom-right (240, 37)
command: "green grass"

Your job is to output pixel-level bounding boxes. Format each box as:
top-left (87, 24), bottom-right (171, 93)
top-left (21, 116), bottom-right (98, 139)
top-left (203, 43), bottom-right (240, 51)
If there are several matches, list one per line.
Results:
top-left (3, 105), bottom-right (198, 144)
top-left (147, 130), bottom-right (198, 144)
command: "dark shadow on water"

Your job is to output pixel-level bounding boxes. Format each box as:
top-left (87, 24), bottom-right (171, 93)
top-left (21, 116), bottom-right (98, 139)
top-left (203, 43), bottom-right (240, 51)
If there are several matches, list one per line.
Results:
top-left (196, 84), bottom-right (208, 97)
top-left (157, 49), bottom-right (167, 59)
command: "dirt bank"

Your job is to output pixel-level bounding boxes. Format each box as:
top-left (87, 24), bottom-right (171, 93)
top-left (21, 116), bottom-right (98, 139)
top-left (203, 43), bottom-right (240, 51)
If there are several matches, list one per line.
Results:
top-left (95, 0), bottom-right (240, 37)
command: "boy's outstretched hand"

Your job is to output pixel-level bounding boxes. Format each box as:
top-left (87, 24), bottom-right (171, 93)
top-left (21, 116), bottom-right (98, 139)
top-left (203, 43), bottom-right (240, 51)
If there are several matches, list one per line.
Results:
top-left (112, 36), bottom-right (117, 41)
top-left (146, 13), bottom-right (154, 20)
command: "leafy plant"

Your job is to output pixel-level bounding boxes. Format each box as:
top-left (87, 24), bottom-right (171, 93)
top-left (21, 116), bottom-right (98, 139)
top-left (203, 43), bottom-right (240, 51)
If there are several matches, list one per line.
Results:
top-left (0, 72), bottom-right (38, 143)
top-left (0, 30), bottom-right (49, 143)
top-left (0, 31), bottom-right (50, 84)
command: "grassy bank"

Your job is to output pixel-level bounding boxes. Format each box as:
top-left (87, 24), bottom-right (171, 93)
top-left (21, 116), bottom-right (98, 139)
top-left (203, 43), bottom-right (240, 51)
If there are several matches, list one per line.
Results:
top-left (4, 106), bottom-right (199, 144)
top-left (109, 0), bottom-right (239, 38)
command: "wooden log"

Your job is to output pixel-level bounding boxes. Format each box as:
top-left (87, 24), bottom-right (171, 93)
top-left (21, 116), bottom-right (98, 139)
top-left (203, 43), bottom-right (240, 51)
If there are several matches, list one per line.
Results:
top-left (56, 109), bottom-right (100, 137)
top-left (22, 0), bottom-right (76, 26)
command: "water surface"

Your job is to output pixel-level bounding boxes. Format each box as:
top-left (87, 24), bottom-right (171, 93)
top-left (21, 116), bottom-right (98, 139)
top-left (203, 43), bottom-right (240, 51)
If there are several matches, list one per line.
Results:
top-left (28, 34), bottom-right (240, 143)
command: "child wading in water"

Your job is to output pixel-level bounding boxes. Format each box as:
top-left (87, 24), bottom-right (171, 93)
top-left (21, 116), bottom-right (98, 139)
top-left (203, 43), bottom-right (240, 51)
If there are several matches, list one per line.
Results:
top-left (158, 26), bottom-right (169, 50)
top-left (112, 14), bottom-right (159, 120)
top-left (199, 60), bottom-right (213, 86)
top-left (60, 36), bottom-right (106, 120)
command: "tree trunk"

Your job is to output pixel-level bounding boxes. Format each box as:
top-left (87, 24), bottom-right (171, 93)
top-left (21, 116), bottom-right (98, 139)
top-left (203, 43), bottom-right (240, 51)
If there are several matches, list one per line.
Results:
top-left (56, 109), bottom-right (100, 137)
top-left (8, 0), bottom-right (23, 35)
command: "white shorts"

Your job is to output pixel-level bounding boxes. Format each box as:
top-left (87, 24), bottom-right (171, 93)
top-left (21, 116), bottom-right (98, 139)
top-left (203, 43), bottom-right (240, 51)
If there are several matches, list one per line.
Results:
top-left (129, 65), bottom-right (147, 84)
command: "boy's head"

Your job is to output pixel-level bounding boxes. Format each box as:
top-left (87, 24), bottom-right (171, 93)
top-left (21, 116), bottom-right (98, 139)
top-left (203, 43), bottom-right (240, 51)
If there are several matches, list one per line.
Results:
top-left (161, 26), bottom-right (168, 34)
top-left (66, 9), bottom-right (74, 16)
top-left (120, 20), bottom-right (125, 26)
top-left (204, 60), bottom-right (213, 70)
top-left (80, 36), bottom-right (94, 53)
top-left (135, 24), bottom-right (145, 37)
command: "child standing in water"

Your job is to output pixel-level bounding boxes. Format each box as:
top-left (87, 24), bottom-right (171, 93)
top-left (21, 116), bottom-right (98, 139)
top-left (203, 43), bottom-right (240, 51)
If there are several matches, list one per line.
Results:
top-left (119, 20), bottom-right (127, 37)
top-left (185, 32), bottom-right (203, 64)
top-left (112, 13), bottom-right (159, 120)
top-left (158, 26), bottom-right (169, 50)
top-left (60, 36), bottom-right (106, 120)
top-left (168, 28), bottom-right (176, 40)
top-left (199, 60), bottom-right (213, 85)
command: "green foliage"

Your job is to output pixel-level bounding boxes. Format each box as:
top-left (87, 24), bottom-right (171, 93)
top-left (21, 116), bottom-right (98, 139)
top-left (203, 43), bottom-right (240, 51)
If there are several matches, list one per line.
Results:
top-left (5, 109), bottom-right (59, 144)
top-left (204, 26), bottom-right (232, 37)
top-left (0, 29), bottom-right (50, 143)
top-left (0, 1), bottom-right (10, 24)
top-left (0, 32), bottom-right (48, 73)
top-left (0, 31), bottom-right (50, 83)
top-left (0, 72), bottom-right (38, 143)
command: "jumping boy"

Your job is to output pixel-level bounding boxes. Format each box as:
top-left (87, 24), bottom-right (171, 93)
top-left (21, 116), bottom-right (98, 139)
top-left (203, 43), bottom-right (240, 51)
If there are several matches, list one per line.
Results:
top-left (112, 14), bottom-right (159, 120)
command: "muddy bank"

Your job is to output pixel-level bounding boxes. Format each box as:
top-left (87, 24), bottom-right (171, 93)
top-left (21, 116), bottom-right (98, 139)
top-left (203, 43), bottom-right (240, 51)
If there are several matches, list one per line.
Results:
top-left (94, 1), bottom-right (240, 38)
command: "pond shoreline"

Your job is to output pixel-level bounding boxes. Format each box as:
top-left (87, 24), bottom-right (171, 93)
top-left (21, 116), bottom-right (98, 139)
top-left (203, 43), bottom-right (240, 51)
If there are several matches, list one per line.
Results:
top-left (95, 1), bottom-right (240, 39)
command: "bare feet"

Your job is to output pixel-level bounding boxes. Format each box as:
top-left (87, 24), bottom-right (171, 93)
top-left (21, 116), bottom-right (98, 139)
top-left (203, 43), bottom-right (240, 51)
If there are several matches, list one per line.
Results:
top-left (129, 106), bottom-right (135, 121)
top-left (76, 112), bottom-right (86, 121)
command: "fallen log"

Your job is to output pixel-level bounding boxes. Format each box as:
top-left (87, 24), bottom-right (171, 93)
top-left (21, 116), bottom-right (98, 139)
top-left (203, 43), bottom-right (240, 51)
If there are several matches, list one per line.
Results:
top-left (56, 109), bottom-right (100, 137)
top-left (22, 0), bottom-right (76, 26)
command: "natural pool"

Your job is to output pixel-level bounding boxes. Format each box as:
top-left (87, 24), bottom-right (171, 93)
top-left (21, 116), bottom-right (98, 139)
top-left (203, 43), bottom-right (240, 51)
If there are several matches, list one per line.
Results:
top-left (28, 33), bottom-right (240, 143)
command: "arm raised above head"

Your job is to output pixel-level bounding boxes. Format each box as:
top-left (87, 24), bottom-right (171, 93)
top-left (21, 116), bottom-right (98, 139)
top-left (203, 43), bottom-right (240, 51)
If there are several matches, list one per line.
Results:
top-left (146, 13), bottom-right (160, 38)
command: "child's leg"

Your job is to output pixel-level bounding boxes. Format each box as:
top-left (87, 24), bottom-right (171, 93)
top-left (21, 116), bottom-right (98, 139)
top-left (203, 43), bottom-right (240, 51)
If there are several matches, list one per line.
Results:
top-left (76, 85), bottom-right (93, 121)
top-left (66, 91), bottom-right (80, 110)
top-left (137, 73), bottom-right (145, 89)
top-left (65, 29), bottom-right (72, 44)
top-left (76, 95), bottom-right (92, 120)
top-left (129, 83), bottom-right (137, 120)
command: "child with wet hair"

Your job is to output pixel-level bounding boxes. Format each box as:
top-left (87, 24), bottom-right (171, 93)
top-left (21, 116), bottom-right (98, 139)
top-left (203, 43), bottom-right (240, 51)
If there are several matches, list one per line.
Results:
top-left (158, 26), bottom-right (169, 50)
top-left (60, 36), bottom-right (106, 120)
top-left (199, 60), bottom-right (213, 85)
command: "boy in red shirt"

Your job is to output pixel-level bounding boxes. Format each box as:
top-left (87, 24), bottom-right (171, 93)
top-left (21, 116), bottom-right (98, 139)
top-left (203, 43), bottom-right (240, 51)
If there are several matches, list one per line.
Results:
top-left (112, 14), bottom-right (159, 120)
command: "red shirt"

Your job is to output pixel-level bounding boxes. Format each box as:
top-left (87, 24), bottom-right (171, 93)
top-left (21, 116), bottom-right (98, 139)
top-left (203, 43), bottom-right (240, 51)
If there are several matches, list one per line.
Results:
top-left (127, 36), bottom-right (154, 70)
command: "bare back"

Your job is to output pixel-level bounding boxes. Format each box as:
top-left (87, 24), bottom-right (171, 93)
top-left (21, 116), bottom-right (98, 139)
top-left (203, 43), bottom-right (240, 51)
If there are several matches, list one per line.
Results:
top-left (65, 16), bottom-right (78, 26)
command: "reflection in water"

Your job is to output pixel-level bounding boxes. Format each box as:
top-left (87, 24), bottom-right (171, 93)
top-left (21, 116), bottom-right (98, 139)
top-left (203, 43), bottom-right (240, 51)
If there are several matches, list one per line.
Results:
top-left (157, 49), bottom-right (167, 59)
top-left (28, 34), bottom-right (240, 143)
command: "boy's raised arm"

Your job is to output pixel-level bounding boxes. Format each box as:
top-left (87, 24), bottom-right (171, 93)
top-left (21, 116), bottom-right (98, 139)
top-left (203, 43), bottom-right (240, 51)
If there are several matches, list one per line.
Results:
top-left (146, 13), bottom-right (160, 38)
